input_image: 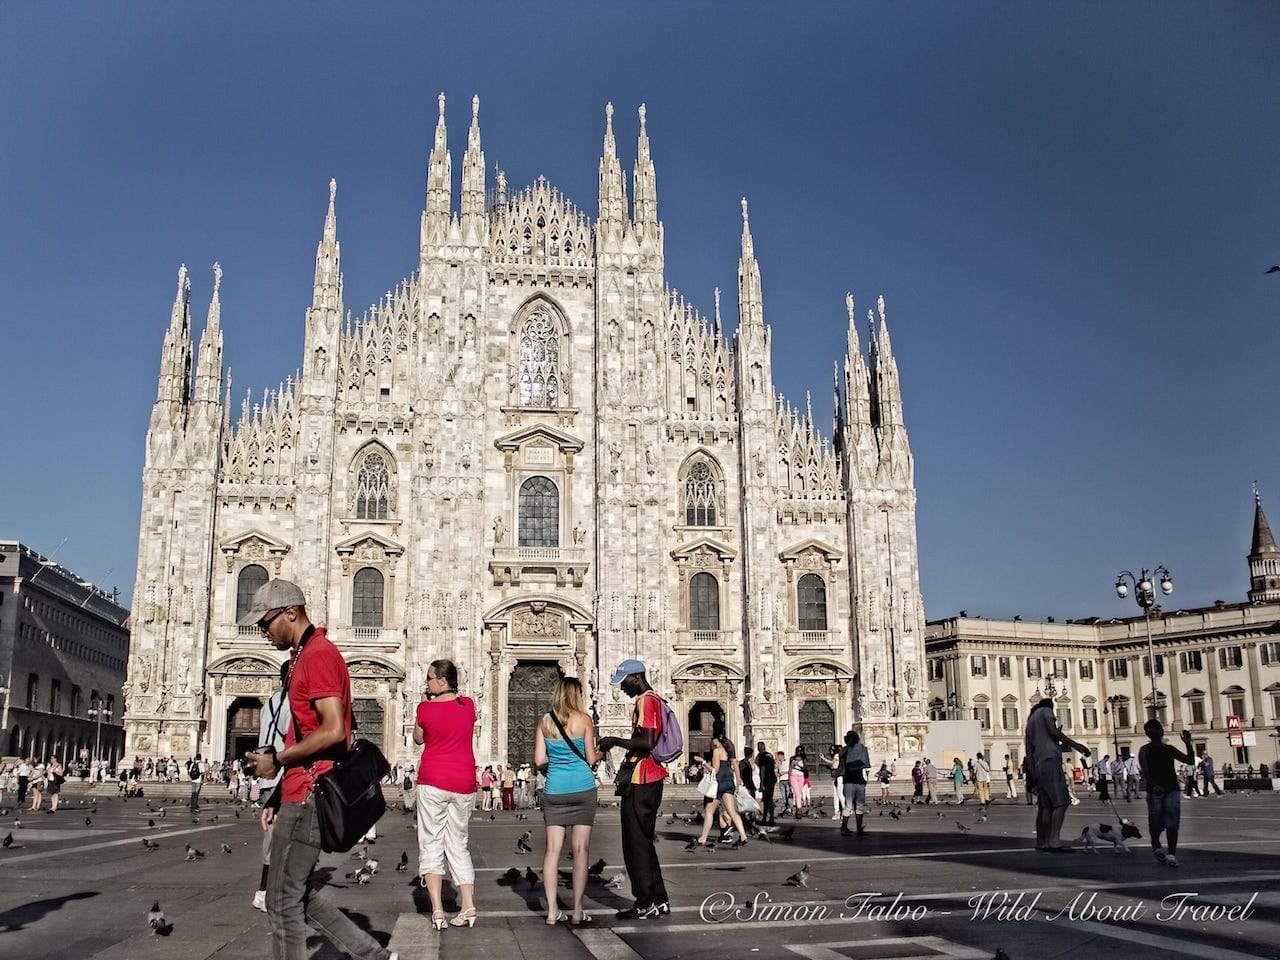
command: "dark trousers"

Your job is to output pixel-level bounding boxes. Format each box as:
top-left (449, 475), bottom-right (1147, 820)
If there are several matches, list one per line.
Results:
top-left (620, 779), bottom-right (668, 909)
top-left (16, 777), bottom-right (28, 805)
top-left (761, 777), bottom-right (777, 824)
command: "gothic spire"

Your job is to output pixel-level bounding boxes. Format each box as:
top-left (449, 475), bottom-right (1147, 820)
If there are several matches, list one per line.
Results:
top-left (1252, 487), bottom-right (1279, 556)
top-left (194, 263), bottom-right (224, 407)
top-left (871, 295), bottom-right (903, 430)
top-left (598, 101), bottom-right (627, 231)
top-left (156, 263), bottom-right (194, 408)
top-left (632, 103), bottom-right (657, 228)
top-left (461, 94), bottom-right (486, 226)
top-left (424, 92), bottom-right (452, 221)
top-left (737, 197), bottom-right (763, 330)
top-left (312, 179), bottom-right (341, 314)
top-left (170, 262), bottom-right (190, 331)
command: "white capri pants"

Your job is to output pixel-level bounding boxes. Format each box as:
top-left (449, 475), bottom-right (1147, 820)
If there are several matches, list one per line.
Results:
top-left (415, 784), bottom-right (476, 885)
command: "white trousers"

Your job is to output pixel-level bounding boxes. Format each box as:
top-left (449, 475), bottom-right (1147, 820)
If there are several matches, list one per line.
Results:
top-left (415, 784), bottom-right (476, 885)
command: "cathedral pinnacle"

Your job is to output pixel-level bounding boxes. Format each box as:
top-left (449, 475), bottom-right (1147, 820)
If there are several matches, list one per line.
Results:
top-left (208, 262), bottom-right (222, 329)
top-left (171, 263), bottom-right (191, 328)
top-left (469, 94), bottom-right (481, 148)
top-left (740, 197), bottom-right (754, 258)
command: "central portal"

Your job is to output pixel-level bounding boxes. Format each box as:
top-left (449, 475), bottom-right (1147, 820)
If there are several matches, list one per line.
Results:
top-left (506, 661), bottom-right (563, 768)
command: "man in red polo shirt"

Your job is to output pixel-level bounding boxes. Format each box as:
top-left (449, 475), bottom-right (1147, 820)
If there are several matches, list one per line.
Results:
top-left (243, 579), bottom-right (396, 960)
top-left (597, 659), bottom-right (670, 920)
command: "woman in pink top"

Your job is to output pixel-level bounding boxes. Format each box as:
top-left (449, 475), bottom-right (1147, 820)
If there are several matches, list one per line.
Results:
top-left (414, 659), bottom-right (478, 930)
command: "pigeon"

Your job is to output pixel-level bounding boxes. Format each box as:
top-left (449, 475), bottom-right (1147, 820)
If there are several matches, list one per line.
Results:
top-left (938, 812), bottom-right (945, 820)
top-left (1267, 265), bottom-right (1280, 274)
top-left (603, 873), bottom-right (625, 890)
top-left (351, 846), bottom-right (368, 860)
top-left (85, 817), bottom-right (92, 826)
top-left (147, 900), bottom-right (171, 935)
top-left (994, 950), bottom-right (1012, 960)
top-left (489, 814), bottom-right (497, 821)
top-left (777, 825), bottom-right (795, 841)
top-left (784, 864), bottom-right (811, 888)
top-left (515, 813), bottom-right (527, 820)
top-left (211, 815), bottom-right (219, 822)
top-left (345, 866), bottom-right (373, 883)
top-left (524, 866), bottom-right (538, 886)
top-left (957, 822), bottom-right (971, 833)
top-left (2, 832), bottom-right (12, 848)
top-left (516, 831), bottom-right (533, 854)
top-left (754, 829), bottom-right (772, 842)
top-left (13, 819), bottom-right (20, 829)
top-left (142, 838), bottom-right (160, 851)
top-left (977, 812), bottom-right (988, 823)
top-left (499, 867), bottom-right (521, 885)
top-left (366, 859), bottom-right (379, 874)
top-left (235, 811), bottom-right (241, 818)
top-left (148, 819), bottom-right (156, 827)
top-left (396, 851), bottom-right (409, 871)
top-left (221, 843), bottom-right (233, 854)
top-left (889, 810), bottom-right (902, 820)
top-left (588, 858), bottom-right (606, 879)
top-left (159, 808), bottom-right (166, 819)
top-left (185, 844), bottom-right (205, 860)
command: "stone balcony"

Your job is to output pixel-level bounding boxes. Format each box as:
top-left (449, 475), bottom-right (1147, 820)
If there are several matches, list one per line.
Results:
top-left (781, 629), bottom-right (848, 655)
top-left (673, 629), bottom-right (740, 655)
top-left (489, 545), bottom-right (589, 588)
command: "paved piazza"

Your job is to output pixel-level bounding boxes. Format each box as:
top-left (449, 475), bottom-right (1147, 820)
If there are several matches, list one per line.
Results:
top-left (1, 784), bottom-right (1277, 960)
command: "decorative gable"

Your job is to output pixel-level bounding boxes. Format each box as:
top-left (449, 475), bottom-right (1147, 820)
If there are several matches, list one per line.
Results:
top-left (220, 530), bottom-right (291, 573)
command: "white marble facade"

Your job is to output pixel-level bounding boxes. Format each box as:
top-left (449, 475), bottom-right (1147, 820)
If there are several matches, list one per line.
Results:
top-left (123, 96), bottom-right (929, 768)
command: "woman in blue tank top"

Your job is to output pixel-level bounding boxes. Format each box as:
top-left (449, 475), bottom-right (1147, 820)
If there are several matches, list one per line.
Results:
top-left (534, 677), bottom-right (601, 926)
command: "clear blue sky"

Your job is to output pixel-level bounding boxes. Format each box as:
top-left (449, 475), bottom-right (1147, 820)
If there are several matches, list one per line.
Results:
top-left (2, 3), bottom-right (1278, 621)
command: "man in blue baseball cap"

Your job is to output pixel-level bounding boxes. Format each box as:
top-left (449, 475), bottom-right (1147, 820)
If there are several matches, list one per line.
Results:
top-left (598, 659), bottom-right (669, 919)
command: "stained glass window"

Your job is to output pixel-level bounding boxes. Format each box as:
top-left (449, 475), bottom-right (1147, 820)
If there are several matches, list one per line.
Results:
top-left (518, 308), bottom-right (561, 407)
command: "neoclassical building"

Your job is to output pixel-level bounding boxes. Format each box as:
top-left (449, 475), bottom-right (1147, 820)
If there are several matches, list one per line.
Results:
top-left (123, 97), bottom-right (928, 769)
top-left (925, 496), bottom-right (1280, 768)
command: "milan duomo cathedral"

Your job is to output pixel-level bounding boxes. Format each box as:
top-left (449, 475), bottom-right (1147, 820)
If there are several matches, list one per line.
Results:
top-left (123, 96), bottom-right (929, 771)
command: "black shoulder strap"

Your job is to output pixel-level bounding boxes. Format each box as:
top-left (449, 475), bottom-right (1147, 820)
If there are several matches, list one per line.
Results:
top-left (548, 711), bottom-right (590, 766)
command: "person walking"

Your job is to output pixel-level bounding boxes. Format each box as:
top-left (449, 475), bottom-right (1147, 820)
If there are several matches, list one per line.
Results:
top-left (755, 742), bottom-right (777, 826)
top-left (838, 730), bottom-right (870, 836)
top-left (875, 762), bottom-right (893, 805)
top-left (242, 578), bottom-right (396, 960)
top-left (774, 750), bottom-right (793, 815)
top-left (911, 760), bottom-right (924, 802)
top-left (186, 753), bottom-right (204, 813)
top-left (1138, 719), bottom-right (1195, 867)
top-left (1201, 751), bottom-right (1224, 796)
top-left (45, 757), bottom-right (64, 812)
top-left (820, 744), bottom-right (845, 820)
top-left (27, 762), bottom-right (45, 812)
top-left (688, 720), bottom-right (749, 850)
top-left (1096, 754), bottom-right (1111, 804)
top-left (924, 757), bottom-right (939, 804)
top-left (534, 676), bottom-right (601, 926)
top-left (1004, 754), bottom-right (1019, 800)
top-left (251, 660), bottom-right (291, 912)
top-left (973, 752), bottom-right (991, 806)
top-left (951, 757), bottom-right (967, 804)
top-left (597, 659), bottom-right (670, 921)
top-left (1024, 697), bottom-right (1091, 852)
top-left (787, 747), bottom-right (808, 817)
top-left (413, 659), bottom-right (479, 931)
top-left (15, 757), bottom-right (31, 807)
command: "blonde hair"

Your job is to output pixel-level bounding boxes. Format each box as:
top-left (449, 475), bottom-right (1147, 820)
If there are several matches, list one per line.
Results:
top-left (540, 677), bottom-right (585, 739)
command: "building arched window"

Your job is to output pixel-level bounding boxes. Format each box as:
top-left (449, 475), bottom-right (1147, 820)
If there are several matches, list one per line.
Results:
top-left (689, 572), bottom-right (720, 631)
top-left (519, 476), bottom-right (560, 547)
top-left (352, 567), bottom-right (384, 628)
top-left (353, 448), bottom-right (393, 520)
top-left (236, 565), bottom-right (269, 623)
top-left (517, 306), bottom-right (562, 407)
top-left (798, 573), bottom-right (827, 631)
top-left (684, 462), bottom-right (718, 526)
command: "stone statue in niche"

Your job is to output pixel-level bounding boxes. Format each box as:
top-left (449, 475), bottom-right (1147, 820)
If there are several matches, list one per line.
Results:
top-left (762, 661), bottom-right (773, 700)
top-left (178, 653), bottom-right (191, 694)
top-left (493, 515), bottom-right (506, 545)
top-left (904, 663), bottom-right (917, 698)
top-left (573, 523), bottom-right (586, 545)
top-left (871, 663), bottom-right (882, 700)
top-left (644, 445), bottom-right (655, 476)
top-left (315, 348), bottom-right (327, 376)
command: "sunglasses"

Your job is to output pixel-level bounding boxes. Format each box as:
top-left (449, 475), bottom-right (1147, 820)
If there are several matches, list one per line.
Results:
top-left (258, 609), bottom-right (284, 634)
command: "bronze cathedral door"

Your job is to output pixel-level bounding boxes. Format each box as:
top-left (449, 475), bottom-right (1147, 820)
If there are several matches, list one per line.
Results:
top-left (506, 662), bottom-right (563, 767)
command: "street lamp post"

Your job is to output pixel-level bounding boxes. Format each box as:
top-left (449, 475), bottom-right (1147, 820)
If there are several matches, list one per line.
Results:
top-left (88, 698), bottom-right (112, 778)
top-left (1114, 567), bottom-right (1173, 721)
top-left (1104, 694), bottom-right (1125, 758)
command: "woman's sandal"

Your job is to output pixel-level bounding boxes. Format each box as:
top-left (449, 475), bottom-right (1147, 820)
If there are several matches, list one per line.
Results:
top-left (450, 907), bottom-right (478, 928)
top-left (430, 911), bottom-right (447, 931)
top-left (571, 913), bottom-right (594, 927)
top-left (546, 911), bottom-right (569, 925)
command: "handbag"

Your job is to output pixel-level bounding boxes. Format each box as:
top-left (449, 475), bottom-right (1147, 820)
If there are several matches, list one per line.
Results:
top-left (735, 785), bottom-right (760, 813)
top-left (311, 738), bottom-right (391, 853)
top-left (294, 709), bottom-right (391, 854)
top-left (698, 772), bottom-right (717, 799)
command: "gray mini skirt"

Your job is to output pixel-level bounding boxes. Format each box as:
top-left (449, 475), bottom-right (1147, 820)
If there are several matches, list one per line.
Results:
top-left (541, 787), bottom-right (598, 827)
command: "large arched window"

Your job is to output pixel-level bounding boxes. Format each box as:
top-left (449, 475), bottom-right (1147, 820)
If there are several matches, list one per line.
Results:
top-left (518, 476), bottom-right (560, 547)
top-left (684, 461), bottom-right (718, 526)
top-left (798, 574), bottom-right (827, 631)
top-left (353, 448), bottom-right (392, 520)
top-left (517, 306), bottom-right (562, 407)
top-left (689, 572), bottom-right (720, 631)
top-left (352, 567), bottom-right (384, 627)
top-left (237, 564), bottom-right (269, 623)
